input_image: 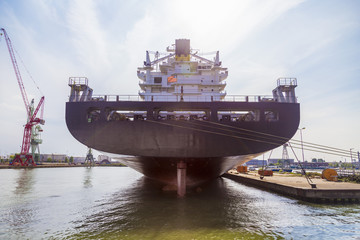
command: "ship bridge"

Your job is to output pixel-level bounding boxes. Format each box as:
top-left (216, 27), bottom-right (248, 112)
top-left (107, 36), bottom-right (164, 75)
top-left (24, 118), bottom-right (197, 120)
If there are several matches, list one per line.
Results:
top-left (137, 39), bottom-right (228, 102)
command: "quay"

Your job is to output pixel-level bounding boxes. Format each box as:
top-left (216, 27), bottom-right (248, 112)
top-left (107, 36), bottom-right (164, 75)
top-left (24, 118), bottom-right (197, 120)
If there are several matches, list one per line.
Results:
top-left (224, 170), bottom-right (360, 203)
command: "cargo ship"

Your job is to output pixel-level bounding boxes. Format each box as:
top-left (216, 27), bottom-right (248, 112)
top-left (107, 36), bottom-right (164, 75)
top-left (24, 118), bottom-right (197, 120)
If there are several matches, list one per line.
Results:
top-left (65, 39), bottom-right (300, 193)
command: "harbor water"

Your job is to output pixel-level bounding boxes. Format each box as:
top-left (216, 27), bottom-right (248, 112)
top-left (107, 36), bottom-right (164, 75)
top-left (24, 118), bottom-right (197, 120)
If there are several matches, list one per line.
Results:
top-left (0, 167), bottom-right (359, 239)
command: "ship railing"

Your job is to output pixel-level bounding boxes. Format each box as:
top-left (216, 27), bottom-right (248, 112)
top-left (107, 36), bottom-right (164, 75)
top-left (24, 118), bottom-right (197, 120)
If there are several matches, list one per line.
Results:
top-left (68, 77), bottom-right (88, 86)
top-left (91, 95), bottom-right (142, 102)
top-left (89, 94), bottom-right (280, 102)
top-left (277, 77), bottom-right (297, 87)
top-left (138, 80), bottom-right (227, 85)
top-left (224, 95), bottom-right (274, 102)
top-left (337, 168), bottom-right (360, 177)
top-left (174, 80), bottom-right (227, 85)
top-left (138, 82), bottom-right (162, 86)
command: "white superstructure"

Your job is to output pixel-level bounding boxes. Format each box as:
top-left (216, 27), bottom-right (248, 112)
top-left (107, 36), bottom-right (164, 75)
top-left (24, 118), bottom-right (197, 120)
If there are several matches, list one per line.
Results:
top-left (137, 39), bottom-right (228, 102)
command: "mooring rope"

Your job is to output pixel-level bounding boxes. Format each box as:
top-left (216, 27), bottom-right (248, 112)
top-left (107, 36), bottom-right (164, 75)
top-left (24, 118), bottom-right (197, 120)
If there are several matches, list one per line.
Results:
top-left (146, 119), bottom-right (355, 159)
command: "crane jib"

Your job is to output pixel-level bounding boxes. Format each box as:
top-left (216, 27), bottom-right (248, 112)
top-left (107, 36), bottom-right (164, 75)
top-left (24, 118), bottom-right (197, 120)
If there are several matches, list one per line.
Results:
top-left (1, 28), bottom-right (45, 166)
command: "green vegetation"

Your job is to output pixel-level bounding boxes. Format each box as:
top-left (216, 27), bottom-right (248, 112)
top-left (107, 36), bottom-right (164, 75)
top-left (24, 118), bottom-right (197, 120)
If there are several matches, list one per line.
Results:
top-left (329, 162), bottom-right (356, 169)
top-left (289, 172), bottom-right (303, 177)
top-left (338, 175), bottom-right (360, 184)
top-left (329, 162), bottom-right (339, 168)
top-left (305, 172), bottom-right (322, 178)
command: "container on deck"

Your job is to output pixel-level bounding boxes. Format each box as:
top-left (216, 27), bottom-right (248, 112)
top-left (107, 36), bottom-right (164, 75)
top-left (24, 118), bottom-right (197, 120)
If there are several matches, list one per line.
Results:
top-left (258, 170), bottom-right (273, 176)
top-left (237, 166), bottom-right (248, 173)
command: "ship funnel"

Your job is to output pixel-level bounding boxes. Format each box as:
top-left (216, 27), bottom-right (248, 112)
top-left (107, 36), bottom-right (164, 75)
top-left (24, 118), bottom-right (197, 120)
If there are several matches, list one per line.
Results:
top-left (175, 39), bottom-right (190, 61)
top-left (144, 51), bottom-right (151, 66)
top-left (214, 51), bottom-right (221, 66)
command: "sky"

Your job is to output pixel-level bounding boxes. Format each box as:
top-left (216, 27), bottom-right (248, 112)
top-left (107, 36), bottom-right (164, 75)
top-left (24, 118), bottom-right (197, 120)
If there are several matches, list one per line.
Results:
top-left (0, 0), bottom-right (359, 162)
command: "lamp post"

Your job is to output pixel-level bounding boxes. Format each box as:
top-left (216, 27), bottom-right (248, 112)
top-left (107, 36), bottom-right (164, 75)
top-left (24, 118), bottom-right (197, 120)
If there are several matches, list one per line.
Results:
top-left (299, 127), bottom-right (305, 164)
top-left (350, 148), bottom-right (354, 175)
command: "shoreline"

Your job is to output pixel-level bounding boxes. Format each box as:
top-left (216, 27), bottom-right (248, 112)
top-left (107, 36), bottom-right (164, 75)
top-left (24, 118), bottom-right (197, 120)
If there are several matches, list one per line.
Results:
top-left (224, 170), bottom-right (360, 203)
top-left (0, 163), bottom-right (126, 169)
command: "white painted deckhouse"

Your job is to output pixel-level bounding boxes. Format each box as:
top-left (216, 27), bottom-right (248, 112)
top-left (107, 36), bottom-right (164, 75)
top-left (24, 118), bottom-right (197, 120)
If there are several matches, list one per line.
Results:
top-left (137, 39), bottom-right (228, 102)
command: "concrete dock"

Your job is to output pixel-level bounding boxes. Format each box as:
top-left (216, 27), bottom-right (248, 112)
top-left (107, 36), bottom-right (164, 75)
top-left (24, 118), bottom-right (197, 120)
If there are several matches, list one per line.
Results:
top-left (224, 171), bottom-right (360, 203)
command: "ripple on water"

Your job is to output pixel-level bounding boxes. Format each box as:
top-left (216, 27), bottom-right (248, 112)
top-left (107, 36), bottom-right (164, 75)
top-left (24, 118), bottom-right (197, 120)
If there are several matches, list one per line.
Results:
top-left (0, 167), bottom-right (359, 239)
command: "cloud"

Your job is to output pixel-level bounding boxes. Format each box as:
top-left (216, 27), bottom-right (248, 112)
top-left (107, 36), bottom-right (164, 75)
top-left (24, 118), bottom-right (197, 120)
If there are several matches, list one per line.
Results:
top-left (0, 0), bottom-right (359, 161)
top-left (66, 0), bottom-right (110, 73)
top-left (112, 0), bottom-right (304, 94)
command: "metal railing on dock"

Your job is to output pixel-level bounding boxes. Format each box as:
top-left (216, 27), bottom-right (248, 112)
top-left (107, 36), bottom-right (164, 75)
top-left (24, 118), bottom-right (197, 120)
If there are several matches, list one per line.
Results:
top-left (337, 169), bottom-right (360, 177)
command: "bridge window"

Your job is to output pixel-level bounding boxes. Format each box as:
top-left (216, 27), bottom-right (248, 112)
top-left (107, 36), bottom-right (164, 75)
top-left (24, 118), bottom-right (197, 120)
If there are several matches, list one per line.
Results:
top-left (151, 87), bottom-right (161, 93)
top-left (154, 77), bottom-right (162, 83)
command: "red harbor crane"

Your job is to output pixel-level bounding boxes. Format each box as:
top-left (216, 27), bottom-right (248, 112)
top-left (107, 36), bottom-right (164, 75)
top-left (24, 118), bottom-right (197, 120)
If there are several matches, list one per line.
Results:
top-left (1, 28), bottom-right (45, 166)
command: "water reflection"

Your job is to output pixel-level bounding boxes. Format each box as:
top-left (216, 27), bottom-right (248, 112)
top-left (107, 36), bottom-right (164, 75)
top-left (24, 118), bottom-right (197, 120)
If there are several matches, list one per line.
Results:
top-left (6, 169), bottom-right (37, 239)
top-left (67, 173), bottom-right (360, 239)
top-left (1, 167), bottom-right (359, 239)
top-left (83, 167), bottom-right (93, 188)
top-left (70, 177), bottom-right (284, 239)
top-left (13, 168), bottom-right (35, 195)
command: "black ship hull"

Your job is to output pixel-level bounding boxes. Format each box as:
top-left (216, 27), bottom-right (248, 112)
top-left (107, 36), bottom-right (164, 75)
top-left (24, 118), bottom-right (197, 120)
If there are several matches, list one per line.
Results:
top-left (66, 100), bottom-right (300, 187)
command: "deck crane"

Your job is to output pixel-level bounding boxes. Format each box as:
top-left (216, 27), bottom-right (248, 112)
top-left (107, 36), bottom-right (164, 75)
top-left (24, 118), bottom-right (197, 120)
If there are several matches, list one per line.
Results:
top-left (1, 28), bottom-right (45, 166)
